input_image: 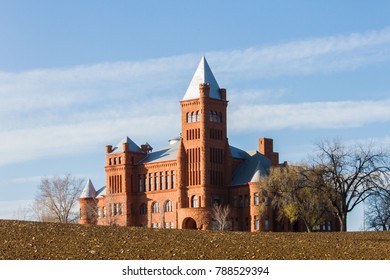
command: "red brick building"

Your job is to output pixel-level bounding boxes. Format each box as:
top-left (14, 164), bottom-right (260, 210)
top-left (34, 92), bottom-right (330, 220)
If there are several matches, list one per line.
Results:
top-left (79, 57), bottom-right (336, 232)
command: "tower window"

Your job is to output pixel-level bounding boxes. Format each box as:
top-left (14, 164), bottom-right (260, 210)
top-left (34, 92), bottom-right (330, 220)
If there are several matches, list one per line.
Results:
top-left (191, 195), bottom-right (198, 208)
top-left (213, 111), bottom-right (218, 122)
top-left (254, 216), bottom-right (259, 230)
top-left (254, 192), bottom-right (259, 205)
top-left (191, 112), bottom-right (196, 122)
top-left (196, 111), bottom-right (200, 122)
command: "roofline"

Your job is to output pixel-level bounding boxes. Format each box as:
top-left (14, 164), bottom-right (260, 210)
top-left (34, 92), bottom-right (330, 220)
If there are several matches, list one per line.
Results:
top-left (136, 159), bottom-right (178, 166)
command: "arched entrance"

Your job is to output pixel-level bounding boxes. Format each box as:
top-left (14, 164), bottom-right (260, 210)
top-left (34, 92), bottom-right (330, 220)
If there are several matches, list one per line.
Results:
top-left (182, 217), bottom-right (197, 229)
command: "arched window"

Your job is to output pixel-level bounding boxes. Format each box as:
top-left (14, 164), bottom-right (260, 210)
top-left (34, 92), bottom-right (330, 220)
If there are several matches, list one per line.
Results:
top-left (187, 112), bottom-right (191, 123)
top-left (152, 201), bottom-right (160, 213)
top-left (140, 203), bottom-right (147, 215)
top-left (209, 110), bottom-right (214, 122)
top-left (213, 111), bottom-right (218, 122)
top-left (191, 112), bottom-right (196, 122)
top-left (164, 200), bottom-right (173, 212)
top-left (191, 195), bottom-right (198, 208)
top-left (196, 111), bottom-right (200, 122)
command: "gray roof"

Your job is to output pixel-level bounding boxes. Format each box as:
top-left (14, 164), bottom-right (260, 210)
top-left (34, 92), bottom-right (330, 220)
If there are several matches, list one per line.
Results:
top-left (230, 151), bottom-right (271, 186)
top-left (96, 186), bottom-right (106, 198)
top-left (182, 56), bottom-right (221, 100)
top-left (230, 145), bottom-right (248, 159)
top-left (137, 140), bottom-right (180, 164)
top-left (80, 178), bottom-right (97, 198)
top-left (110, 136), bottom-right (143, 154)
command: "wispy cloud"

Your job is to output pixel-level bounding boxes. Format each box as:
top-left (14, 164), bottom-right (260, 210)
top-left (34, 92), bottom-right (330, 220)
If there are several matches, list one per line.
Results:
top-left (211, 27), bottom-right (390, 80)
top-left (1, 27), bottom-right (390, 165)
top-left (229, 99), bottom-right (390, 132)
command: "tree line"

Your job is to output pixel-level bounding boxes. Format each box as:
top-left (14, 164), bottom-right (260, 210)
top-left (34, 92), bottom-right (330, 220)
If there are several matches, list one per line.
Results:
top-left (15, 139), bottom-right (390, 232)
top-left (259, 139), bottom-right (390, 232)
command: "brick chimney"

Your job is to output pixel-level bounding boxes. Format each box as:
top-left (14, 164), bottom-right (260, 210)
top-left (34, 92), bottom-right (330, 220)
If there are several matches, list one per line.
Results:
top-left (141, 143), bottom-right (153, 153)
top-left (259, 138), bottom-right (279, 166)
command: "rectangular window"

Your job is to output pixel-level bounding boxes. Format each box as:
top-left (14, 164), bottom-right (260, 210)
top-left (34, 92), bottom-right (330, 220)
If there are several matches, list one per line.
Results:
top-left (254, 193), bottom-right (259, 205)
top-left (138, 175), bottom-right (143, 192)
top-left (118, 203), bottom-right (122, 215)
top-left (171, 171), bottom-right (175, 189)
top-left (254, 216), bottom-right (259, 230)
top-left (265, 219), bottom-right (269, 231)
top-left (165, 171), bottom-right (169, 190)
top-left (109, 204), bottom-right (113, 216)
top-left (327, 221), bottom-right (332, 231)
top-left (165, 222), bottom-right (169, 229)
top-left (160, 172), bottom-right (164, 190)
top-left (170, 222), bottom-right (175, 229)
top-left (97, 207), bottom-right (101, 218)
top-left (148, 174), bottom-right (152, 191)
top-left (154, 173), bottom-right (158, 191)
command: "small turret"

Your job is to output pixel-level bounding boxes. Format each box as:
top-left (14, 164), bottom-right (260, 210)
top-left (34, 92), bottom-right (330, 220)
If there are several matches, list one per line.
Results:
top-left (79, 178), bottom-right (97, 225)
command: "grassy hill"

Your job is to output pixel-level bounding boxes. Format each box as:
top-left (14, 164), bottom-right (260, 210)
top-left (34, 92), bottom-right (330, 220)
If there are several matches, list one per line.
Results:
top-left (0, 219), bottom-right (389, 260)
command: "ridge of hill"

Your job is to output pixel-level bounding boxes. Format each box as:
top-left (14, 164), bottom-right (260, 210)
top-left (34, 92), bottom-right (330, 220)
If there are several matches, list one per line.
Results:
top-left (1, 220), bottom-right (389, 260)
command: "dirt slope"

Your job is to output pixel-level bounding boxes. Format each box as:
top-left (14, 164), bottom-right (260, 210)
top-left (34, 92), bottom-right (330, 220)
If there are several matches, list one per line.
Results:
top-left (0, 220), bottom-right (389, 260)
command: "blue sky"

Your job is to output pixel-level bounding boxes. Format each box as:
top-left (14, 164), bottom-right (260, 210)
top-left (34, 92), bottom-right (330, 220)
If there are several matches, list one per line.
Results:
top-left (1, 1), bottom-right (390, 230)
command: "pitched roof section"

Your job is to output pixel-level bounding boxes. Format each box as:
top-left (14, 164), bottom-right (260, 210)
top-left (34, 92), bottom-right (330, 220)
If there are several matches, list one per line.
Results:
top-left (230, 151), bottom-right (271, 186)
top-left (80, 178), bottom-right (97, 199)
top-left (137, 140), bottom-right (180, 164)
top-left (182, 56), bottom-right (221, 100)
top-left (110, 136), bottom-right (143, 154)
top-left (96, 186), bottom-right (106, 198)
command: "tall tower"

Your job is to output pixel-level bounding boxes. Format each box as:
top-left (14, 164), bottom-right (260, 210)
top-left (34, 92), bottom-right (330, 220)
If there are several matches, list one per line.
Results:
top-left (179, 57), bottom-right (231, 228)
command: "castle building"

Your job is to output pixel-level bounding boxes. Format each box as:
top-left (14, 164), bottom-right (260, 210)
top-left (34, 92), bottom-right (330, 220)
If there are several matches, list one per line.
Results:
top-left (79, 57), bottom-right (322, 231)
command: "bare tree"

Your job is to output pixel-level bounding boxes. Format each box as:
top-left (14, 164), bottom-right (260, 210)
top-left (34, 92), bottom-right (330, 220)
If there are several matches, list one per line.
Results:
top-left (312, 139), bottom-right (389, 232)
top-left (33, 174), bottom-right (84, 223)
top-left (13, 206), bottom-right (33, 221)
top-left (259, 165), bottom-right (332, 232)
top-left (211, 203), bottom-right (231, 231)
top-left (365, 182), bottom-right (390, 231)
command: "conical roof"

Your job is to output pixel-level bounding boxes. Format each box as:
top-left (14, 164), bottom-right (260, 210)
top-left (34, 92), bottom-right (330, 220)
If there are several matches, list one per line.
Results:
top-left (182, 56), bottom-right (221, 100)
top-left (80, 178), bottom-right (97, 198)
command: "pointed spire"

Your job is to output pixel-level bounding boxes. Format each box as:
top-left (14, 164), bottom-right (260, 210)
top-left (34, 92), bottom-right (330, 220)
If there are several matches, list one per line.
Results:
top-left (80, 178), bottom-right (97, 198)
top-left (182, 56), bottom-right (221, 100)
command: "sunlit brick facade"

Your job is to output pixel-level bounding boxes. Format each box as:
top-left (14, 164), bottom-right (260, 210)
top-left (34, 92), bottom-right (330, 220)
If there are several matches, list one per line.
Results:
top-left (79, 57), bottom-right (338, 232)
